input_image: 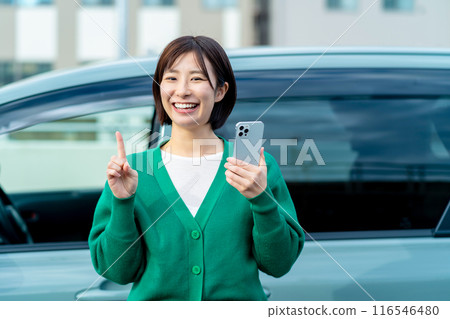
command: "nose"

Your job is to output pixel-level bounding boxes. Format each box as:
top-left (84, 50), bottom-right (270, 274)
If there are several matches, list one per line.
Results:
top-left (175, 79), bottom-right (191, 97)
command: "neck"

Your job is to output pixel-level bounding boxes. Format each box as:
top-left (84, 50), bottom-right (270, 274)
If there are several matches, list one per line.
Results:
top-left (161, 124), bottom-right (223, 157)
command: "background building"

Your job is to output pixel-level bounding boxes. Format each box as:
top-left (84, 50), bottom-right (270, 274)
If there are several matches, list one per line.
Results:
top-left (0, 0), bottom-right (260, 86)
top-left (1, 0), bottom-right (450, 86)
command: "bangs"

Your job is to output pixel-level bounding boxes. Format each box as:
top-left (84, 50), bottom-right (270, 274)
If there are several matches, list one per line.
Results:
top-left (163, 45), bottom-right (214, 89)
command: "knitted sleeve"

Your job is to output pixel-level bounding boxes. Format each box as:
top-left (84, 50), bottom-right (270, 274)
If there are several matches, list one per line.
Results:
top-left (248, 152), bottom-right (305, 277)
top-left (88, 182), bottom-right (145, 285)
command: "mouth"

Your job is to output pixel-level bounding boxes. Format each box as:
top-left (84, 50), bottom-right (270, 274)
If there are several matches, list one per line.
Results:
top-left (172, 102), bottom-right (199, 113)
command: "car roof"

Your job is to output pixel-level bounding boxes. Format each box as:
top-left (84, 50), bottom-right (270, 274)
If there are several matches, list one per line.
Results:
top-left (2, 46), bottom-right (450, 106)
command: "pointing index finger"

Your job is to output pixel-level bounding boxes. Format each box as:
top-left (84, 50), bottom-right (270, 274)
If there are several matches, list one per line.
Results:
top-left (116, 131), bottom-right (126, 159)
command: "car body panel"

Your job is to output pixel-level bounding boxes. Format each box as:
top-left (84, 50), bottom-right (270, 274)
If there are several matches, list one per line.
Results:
top-left (260, 236), bottom-right (450, 301)
top-left (2, 236), bottom-right (449, 301)
top-left (0, 246), bottom-right (98, 300)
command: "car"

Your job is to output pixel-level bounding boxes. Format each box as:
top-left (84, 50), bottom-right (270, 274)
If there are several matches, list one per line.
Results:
top-left (1, 47), bottom-right (450, 301)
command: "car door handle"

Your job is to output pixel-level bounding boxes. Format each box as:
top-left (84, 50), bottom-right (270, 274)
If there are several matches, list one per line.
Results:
top-left (75, 280), bottom-right (132, 301)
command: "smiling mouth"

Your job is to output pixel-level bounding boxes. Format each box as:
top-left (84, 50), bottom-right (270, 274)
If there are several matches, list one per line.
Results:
top-left (173, 103), bottom-right (199, 110)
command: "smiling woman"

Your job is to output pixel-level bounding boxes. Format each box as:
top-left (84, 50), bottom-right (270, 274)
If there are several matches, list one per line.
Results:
top-left (88, 35), bottom-right (305, 301)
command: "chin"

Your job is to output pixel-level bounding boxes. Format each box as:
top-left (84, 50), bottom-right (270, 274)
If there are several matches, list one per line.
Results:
top-left (174, 118), bottom-right (209, 129)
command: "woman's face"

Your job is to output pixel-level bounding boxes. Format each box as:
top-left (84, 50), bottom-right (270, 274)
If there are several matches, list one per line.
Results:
top-left (160, 52), bottom-right (227, 130)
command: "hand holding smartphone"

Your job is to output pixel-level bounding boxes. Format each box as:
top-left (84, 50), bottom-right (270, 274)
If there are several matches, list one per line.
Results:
top-left (233, 121), bottom-right (264, 165)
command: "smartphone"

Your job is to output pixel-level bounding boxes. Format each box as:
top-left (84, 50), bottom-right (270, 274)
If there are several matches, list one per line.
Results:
top-left (233, 121), bottom-right (264, 165)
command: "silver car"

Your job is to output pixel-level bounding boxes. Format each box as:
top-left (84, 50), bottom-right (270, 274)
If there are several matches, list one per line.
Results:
top-left (1, 47), bottom-right (450, 300)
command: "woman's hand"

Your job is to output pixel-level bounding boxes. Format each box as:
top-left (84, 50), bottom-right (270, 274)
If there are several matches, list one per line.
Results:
top-left (107, 131), bottom-right (138, 199)
top-left (224, 148), bottom-right (267, 199)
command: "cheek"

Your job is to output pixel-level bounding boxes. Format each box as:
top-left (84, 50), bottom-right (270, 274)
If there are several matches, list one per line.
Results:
top-left (198, 86), bottom-right (217, 102)
top-left (159, 83), bottom-right (171, 98)
top-left (159, 90), bottom-right (171, 111)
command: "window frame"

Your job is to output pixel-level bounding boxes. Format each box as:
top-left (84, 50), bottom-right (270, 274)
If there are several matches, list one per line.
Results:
top-left (0, 76), bottom-right (155, 136)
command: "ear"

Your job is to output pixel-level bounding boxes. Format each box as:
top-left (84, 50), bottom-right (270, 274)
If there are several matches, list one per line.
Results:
top-left (214, 82), bottom-right (229, 103)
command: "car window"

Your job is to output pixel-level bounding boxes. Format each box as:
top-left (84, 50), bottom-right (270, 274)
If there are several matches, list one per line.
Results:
top-left (216, 68), bottom-right (450, 234)
top-left (0, 105), bottom-right (154, 194)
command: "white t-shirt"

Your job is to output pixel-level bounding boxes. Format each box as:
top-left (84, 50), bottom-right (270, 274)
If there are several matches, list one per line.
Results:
top-left (161, 150), bottom-right (223, 217)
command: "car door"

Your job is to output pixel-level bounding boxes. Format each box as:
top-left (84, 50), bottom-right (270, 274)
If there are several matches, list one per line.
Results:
top-left (0, 76), bottom-right (156, 300)
top-left (215, 65), bottom-right (450, 300)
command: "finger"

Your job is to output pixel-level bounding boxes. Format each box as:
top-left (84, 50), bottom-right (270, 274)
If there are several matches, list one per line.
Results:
top-left (225, 174), bottom-right (241, 192)
top-left (116, 131), bottom-right (126, 159)
top-left (128, 164), bottom-right (138, 178)
top-left (224, 162), bottom-right (253, 179)
top-left (123, 161), bottom-right (133, 173)
top-left (225, 171), bottom-right (243, 192)
top-left (107, 161), bottom-right (122, 172)
top-left (227, 157), bottom-right (242, 166)
top-left (110, 155), bottom-right (126, 167)
top-left (225, 170), bottom-right (251, 189)
top-left (226, 157), bottom-right (257, 169)
top-left (107, 168), bottom-right (121, 178)
top-left (258, 147), bottom-right (266, 167)
top-left (107, 163), bottom-right (123, 175)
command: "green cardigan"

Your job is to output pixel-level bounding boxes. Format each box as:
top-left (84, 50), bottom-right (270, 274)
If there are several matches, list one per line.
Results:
top-left (88, 136), bottom-right (304, 300)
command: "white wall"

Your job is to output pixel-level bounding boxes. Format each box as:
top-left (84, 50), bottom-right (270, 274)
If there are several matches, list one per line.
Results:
top-left (222, 7), bottom-right (241, 49)
top-left (137, 7), bottom-right (180, 56)
top-left (16, 7), bottom-right (57, 61)
top-left (77, 8), bottom-right (118, 61)
top-left (271, 0), bottom-right (450, 47)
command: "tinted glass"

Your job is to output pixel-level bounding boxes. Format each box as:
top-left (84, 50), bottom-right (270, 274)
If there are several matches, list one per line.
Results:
top-left (327, 0), bottom-right (358, 11)
top-left (2, 106), bottom-right (153, 194)
top-left (383, 0), bottom-right (414, 11)
top-left (82, 0), bottom-right (114, 5)
top-left (203, 0), bottom-right (237, 9)
top-left (142, 0), bottom-right (174, 5)
top-left (216, 68), bottom-right (450, 233)
top-left (16, 0), bottom-right (53, 5)
top-left (0, 62), bottom-right (14, 86)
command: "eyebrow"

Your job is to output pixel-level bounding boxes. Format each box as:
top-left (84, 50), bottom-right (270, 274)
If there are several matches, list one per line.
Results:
top-left (166, 68), bottom-right (205, 75)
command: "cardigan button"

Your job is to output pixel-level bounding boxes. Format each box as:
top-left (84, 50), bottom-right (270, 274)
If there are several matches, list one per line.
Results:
top-left (192, 266), bottom-right (201, 275)
top-left (191, 230), bottom-right (200, 240)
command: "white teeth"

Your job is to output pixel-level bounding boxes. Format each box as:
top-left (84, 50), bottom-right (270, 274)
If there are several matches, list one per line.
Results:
top-left (174, 103), bottom-right (198, 109)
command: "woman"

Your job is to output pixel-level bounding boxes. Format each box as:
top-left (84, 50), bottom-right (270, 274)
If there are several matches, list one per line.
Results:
top-left (89, 36), bottom-right (304, 301)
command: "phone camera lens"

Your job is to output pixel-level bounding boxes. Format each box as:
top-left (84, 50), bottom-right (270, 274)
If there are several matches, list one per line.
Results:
top-left (239, 126), bottom-right (244, 130)
top-left (244, 129), bottom-right (249, 133)
top-left (238, 132), bottom-right (243, 136)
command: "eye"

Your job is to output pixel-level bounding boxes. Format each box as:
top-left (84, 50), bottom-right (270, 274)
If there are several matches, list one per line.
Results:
top-left (192, 77), bottom-right (205, 81)
top-left (164, 76), bottom-right (176, 81)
